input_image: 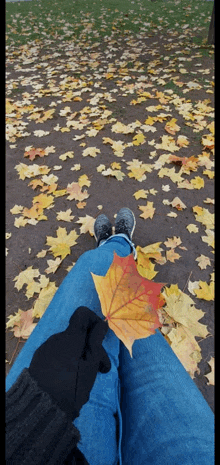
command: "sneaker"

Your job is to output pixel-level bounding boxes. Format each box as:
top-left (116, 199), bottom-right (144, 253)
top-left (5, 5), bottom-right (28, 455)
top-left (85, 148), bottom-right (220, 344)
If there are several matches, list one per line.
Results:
top-left (115, 207), bottom-right (136, 241)
top-left (94, 214), bottom-right (113, 246)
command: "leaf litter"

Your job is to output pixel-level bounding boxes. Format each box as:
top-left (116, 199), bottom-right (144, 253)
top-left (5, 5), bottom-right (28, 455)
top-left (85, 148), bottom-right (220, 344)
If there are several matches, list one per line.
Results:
top-left (6, 0), bottom-right (214, 393)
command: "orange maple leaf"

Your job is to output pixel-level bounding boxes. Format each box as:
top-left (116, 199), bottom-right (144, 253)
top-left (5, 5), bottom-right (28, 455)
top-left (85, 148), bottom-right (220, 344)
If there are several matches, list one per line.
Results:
top-left (91, 253), bottom-right (164, 356)
top-left (24, 148), bottom-right (45, 161)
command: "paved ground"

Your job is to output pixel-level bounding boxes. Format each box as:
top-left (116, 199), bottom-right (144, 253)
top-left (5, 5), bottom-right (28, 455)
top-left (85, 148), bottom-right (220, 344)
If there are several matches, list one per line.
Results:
top-left (6, 28), bottom-right (214, 410)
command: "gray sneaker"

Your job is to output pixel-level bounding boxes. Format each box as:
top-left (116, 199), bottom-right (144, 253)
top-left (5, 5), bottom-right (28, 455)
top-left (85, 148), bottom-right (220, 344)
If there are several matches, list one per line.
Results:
top-left (94, 214), bottom-right (113, 246)
top-left (115, 207), bottom-right (136, 241)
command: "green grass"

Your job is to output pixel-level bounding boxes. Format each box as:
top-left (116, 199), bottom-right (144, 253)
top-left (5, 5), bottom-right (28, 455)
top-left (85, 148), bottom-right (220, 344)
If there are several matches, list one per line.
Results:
top-left (6, 0), bottom-right (214, 47)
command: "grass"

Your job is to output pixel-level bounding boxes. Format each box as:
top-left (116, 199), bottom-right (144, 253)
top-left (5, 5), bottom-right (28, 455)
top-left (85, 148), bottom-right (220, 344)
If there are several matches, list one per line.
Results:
top-left (6, 0), bottom-right (214, 47)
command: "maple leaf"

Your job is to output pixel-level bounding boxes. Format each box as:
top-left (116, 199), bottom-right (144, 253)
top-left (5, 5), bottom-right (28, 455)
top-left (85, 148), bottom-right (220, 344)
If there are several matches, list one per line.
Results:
top-left (162, 285), bottom-right (209, 339)
top-left (32, 281), bottom-right (58, 319)
top-left (132, 132), bottom-right (146, 146)
top-left (155, 135), bottom-right (179, 152)
top-left (205, 357), bottom-right (215, 386)
top-left (136, 242), bottom-right (166, 280)
top-left (56, 209), bottom-right (74, 222)
top-left (66, 182), bottom-right (89, 201)
top-left (138, 201), bottom-right (155, 219)
top-left (170, 197), bottom-right (187, 210)
top-left (46, 227), bottom-right (79, 259)
top-left (193, 206), bottom-right (214, 230)
top-left (91, 252), bottom-right (164, 356)
top-left (194, 280), bottom-right (214, 301)
top-left (33, 193), bottom-right (54, 210)
top-left (75, 215), bottom-right (95, 236)
top-left (196, 254), bottom-right (211, 270)
top-left (24, 147), bottom-right (45, 161)
top-left (164, 118), bottom-right (180, 135)
top-left (167, 325), bottom-right (202, 378)
top-left (166, 249), bottom-right (181, 263)
top-left (82, 147), bottom-right (100, 158)
top-left (45, 257), bottom-right (62, 274)
top-left (78, 174), bottom-right (91, 188)
top-left (164, 236), bottom-right (182, 249)
top-left (177, 135), bottom-right (189, 147)
top-left (59, 151), bottom-right (74, 161)
top-left (7, 309), bottom-right (37, 340)
top-left (186, 224), bottom-right (199, 233)
top-left (13, 266), bottom-right (40, 291)
top-left (133, 189), bottom-right (148, 200)
top-left (190, 176), bottom-right (204, 190)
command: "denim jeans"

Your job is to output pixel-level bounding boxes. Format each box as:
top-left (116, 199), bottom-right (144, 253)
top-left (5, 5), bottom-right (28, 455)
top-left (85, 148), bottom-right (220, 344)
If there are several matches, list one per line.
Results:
top-left (6, 236), bottom-right (214, 465)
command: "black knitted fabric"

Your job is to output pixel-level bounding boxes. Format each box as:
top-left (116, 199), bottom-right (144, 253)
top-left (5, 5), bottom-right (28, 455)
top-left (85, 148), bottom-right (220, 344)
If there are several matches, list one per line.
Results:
top-left (6, 368), bottom-right (89, 464)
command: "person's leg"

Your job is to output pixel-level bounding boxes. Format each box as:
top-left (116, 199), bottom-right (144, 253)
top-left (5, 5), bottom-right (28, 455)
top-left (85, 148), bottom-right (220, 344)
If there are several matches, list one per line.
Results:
top-left (119, 330), bottom-right (214, 465)
top-left (6, 235), bottom-right (132, 465)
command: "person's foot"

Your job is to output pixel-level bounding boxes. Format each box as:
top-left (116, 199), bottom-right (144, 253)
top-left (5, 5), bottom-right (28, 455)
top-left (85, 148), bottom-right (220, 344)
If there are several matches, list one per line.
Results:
top-left (115, 207), bottom-right (136, 241)
top-left (94, 214), bottom-right (113, 246)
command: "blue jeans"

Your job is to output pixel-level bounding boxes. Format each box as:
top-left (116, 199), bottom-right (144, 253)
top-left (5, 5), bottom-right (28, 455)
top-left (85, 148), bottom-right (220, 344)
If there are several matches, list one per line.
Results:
top-left (6, 236), bottom-right (214, 465)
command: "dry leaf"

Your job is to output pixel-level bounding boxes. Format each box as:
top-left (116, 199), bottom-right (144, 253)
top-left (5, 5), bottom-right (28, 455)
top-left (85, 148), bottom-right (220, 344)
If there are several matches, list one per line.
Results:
top-left (66, 182), bottom-right (89, 201)
top-left (196, 254), bottom-right (211, 270)
top-left (91, 252), bottom-right (164, 356)
top-left (205, 357), bottom-right (214, 386)
top-left (56, 209), bottom-right (74, 222)
top-left (75, 215), bottom-right (95, 236)
top-left (139, 201), bottom-right (155, 219)
top-left (46, 227), bottom-right (79, 259)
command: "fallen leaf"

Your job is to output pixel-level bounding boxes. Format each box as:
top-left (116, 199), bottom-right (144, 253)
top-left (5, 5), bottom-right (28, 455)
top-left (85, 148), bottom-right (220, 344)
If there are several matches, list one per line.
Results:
top-left (24, 147), bottom-right (45, 161)
top-left (170, 197), bottom-right (187, 210)
top-left (13, 266), bottom-right (40, 291)
top-left (82, 146), bottom-right (100, 158)
top-left (186, 224), bottom-right (199, 233)
top-left (59, 151), bottom-right (74, 161)
top-left (166, 249), bottom-right (181, 263)
top-left (91, 252), bottom-right (164, 356)
top-left (196, 254), bottom-right (211, 270)
top-left (32, 281), bottom-right (58, 318)
top-left (45, 257), bottom-right (62, 274)
top-left (133, 189), bottom-right (148, 200)
top-left (56, 209), bottom-right (74, 222)
top-left (66, 182), bottom-right (89, 201)
top-left (75, 215), bottom-right (95, 236)
top-left (46, 227), bottom-right (79, 259)
top-left (8, 309), bottom-right (36, 339)
top-left (164, 236), bottom-right (182, 249)
top-left (194, 280), bottom-right (214, 301)
top-left (205, 357), bottom-right (215, 385)
top-left (139, 201), bottom-right (155, 219)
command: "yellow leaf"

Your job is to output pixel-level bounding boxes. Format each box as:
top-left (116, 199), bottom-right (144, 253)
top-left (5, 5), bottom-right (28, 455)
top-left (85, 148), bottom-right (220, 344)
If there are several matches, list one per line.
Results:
top-left (190, 176), bottom-right (204, 189)
top-left (56, 209), bottom-right (74, 222)
top-left (194, 280), bottom-right (214, 301)
top-left (82, 147), bottom-right (100, 158)
top-left (166, 249), bottom-right (181, 263)
top-left (78, 174), bottom-right (91, 188)
top-left (196, 254), bottom-right (211, 270)
top-left (75, 215), bottom-right (95, 236)
top-left (186, 224), bottom-right (199, 233)
top-left (32, 282), bottom-right (58, 318)
top-left (162, 285), bottom-right (209, 339)
top-left (45, 258), bottom-right (62, 274)
top-left (46, 227), bottom-right (79, 259)
top-left (205, 357), bottom-right (215, 385)
top-left (132, 133), bottom-right (146, 146)
top-left (133, 189), bottom-right (148, 200)
top-left (167, 325), bottom-right (202, 378)
top-left (139, 201), bottom-right (155, 219)
top-left (59, 151), bottom-right (74, 161)
top-left (13, 266), bottom-right (40, 291)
